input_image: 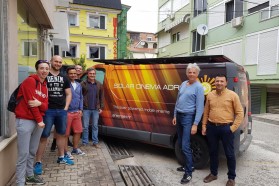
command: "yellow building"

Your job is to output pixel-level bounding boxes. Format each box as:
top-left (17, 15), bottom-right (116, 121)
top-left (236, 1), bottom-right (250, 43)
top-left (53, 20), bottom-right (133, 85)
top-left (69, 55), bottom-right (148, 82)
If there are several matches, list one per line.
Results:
top-left (57, 0), bottom-right (122, 68)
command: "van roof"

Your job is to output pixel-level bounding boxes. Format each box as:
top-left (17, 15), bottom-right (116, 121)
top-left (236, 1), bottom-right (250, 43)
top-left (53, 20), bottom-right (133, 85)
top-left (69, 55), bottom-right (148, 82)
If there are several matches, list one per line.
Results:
top-left (94, 55), bottom-right (233, 65)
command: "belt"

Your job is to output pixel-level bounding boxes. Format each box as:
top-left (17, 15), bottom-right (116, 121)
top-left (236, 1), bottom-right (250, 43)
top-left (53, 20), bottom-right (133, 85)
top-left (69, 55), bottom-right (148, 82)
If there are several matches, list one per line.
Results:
top-left (208, 121), bottom-right (232, 126)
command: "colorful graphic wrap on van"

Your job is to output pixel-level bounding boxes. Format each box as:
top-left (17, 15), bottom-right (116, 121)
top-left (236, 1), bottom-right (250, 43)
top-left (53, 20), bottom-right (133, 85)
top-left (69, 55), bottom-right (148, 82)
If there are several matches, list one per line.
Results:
top-left (94, 63), bottom-right (223, 136)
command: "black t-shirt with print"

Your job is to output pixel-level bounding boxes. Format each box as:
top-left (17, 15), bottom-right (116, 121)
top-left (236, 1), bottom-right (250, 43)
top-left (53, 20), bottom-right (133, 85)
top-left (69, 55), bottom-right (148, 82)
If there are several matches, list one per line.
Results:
top-left (46, 72), bottom-right (71, 109)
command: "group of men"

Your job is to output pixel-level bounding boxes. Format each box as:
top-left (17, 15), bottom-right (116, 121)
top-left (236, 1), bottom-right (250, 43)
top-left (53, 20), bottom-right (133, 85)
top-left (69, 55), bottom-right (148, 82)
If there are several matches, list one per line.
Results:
top-left (33, 55), bottom-right (104, 176)
top-left (173, 63), bottom-right (243, 186)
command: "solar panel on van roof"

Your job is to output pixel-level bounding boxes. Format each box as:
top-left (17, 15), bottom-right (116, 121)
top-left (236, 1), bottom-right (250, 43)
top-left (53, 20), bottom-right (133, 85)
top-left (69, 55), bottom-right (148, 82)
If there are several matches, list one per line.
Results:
top-left (94, 55), bottom-right (233, 65)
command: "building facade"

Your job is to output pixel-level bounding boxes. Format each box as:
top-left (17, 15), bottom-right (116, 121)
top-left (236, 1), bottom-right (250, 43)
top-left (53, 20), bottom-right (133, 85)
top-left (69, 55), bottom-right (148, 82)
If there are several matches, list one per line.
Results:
top-left (117, 4), bottom-right (130, 59)
top-left (127, 31), bottom-right (158, 58)
top-left (57, 0), bottom-right (122, 68)
top-left (157, 0), bottom-right (279, 113)
top-left (0, 0), bottom-right (59, 184)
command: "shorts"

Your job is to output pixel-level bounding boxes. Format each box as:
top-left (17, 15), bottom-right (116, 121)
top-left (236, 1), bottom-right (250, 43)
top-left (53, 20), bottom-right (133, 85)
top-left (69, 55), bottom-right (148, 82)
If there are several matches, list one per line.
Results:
top-left (65, 112), bottom-right (83, 135)
top-left (41, 109), bottom-right (67, 138)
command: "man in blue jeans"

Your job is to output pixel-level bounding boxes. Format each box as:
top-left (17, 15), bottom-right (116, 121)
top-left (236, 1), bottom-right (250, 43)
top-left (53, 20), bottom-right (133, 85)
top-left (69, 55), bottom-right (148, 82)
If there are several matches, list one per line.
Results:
top-left (34, 55), bottom-right (73, 175)
top-left (81, 67), bottom-right (104, 148)
top-left (172, 63), bottom-right (204, 184)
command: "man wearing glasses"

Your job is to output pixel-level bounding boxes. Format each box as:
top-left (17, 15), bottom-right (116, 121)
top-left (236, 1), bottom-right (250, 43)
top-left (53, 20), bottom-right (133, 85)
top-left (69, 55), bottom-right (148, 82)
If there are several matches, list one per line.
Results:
top-left (34, 55), bottom-right (73, 175)
top-left (81, 68), bottom-right (104, 148)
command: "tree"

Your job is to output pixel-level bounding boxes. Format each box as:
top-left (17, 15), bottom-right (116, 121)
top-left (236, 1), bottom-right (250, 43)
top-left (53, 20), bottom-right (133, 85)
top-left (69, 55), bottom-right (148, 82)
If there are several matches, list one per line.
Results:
top-left (71, 54), bottom-right (86, 70)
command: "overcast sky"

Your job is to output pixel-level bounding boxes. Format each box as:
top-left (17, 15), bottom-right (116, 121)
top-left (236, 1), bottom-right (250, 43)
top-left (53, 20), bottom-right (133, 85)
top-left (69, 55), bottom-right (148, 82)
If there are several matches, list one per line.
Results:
top-left (121, 0), bottom-right (158, 33)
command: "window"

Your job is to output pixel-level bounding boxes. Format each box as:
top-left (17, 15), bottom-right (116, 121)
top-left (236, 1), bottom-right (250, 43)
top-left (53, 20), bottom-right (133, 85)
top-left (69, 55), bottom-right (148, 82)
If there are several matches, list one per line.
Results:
top-left (147, 37), bottom-right (152, 41)
top-left (194, 0), bottom-right (207, 17)
top-left (88, 14), bottom-right (106, 29)
top-left (63, 44), bottom-right (77, 58)
top-left (88, 46), bottom-right (105, 59)
top-left (23, 41), bottom-right (37, 56)
top-left (143, 43), bottom-right (148, 48)
top-left (68, 12), bottom-right (79, 26)
top-left (225, 0), bottom-right (243, 22)
top-left (248, 1), bottom-right (269, 14)
top-left (54, 45), bottom-right (59, 56)
top-left (159, 1), bottom-right (171, 22)
top-left (153, 43), bottom-right (157, 49)
top-left (271, 5), bottom-right (279, 17)
top-left (172, 32), bottom-right (180, 43)
top-left (226, 0), bottom-right (234, 22)
top-left (192, 31), bottom-right (205, 52)
top-left (173, 0), bottom-right (189, 12)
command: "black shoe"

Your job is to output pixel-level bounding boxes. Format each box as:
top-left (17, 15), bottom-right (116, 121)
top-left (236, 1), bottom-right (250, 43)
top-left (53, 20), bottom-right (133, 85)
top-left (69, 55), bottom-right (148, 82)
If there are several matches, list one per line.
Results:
top-left (68, 138), bottom-right (73, 147)
top-left (177, 166), bottom-right (195, 172)
top-left (50, 139), bottom-right (56, 152)
top-left (181, 174), bottom-right (192, 184)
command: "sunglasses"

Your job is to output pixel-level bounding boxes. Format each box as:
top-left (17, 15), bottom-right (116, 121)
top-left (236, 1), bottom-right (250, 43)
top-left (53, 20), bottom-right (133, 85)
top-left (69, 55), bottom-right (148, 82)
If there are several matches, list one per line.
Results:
top-left (36, 60), bottom-right (49, 64)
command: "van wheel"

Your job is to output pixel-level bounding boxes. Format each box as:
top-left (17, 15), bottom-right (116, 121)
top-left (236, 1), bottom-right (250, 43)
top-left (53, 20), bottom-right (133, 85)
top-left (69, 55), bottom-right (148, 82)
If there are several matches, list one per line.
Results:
top-left (175, 135), bottom-right (209, 169)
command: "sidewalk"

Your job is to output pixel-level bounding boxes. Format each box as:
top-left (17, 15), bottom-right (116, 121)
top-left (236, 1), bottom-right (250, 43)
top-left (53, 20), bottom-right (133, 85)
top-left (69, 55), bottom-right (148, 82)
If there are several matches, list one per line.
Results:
top-left (7, 138), bottom-right (125, 186)
top-left (252, 113), bottom-right (279, 125)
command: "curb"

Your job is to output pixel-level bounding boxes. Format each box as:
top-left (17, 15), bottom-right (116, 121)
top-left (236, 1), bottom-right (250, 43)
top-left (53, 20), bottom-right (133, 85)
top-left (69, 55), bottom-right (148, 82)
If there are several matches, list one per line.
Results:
top-left (252, 116), bottom-right (279, 125)
top-left (101, 141), bottom-right (126, 186)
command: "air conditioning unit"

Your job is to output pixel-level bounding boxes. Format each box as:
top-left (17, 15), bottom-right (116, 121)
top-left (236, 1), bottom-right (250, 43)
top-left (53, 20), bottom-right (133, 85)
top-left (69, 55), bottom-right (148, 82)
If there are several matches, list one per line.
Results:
top-left (231, 16), bottom-right (244, 28)
top-left (170, 13), bottom-right (175, 20)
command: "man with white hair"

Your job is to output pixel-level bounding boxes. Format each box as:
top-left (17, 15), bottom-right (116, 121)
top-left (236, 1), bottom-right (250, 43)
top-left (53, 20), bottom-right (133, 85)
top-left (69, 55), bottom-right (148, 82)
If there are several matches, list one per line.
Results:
top-left (172, 63), bottom-right (205, 184)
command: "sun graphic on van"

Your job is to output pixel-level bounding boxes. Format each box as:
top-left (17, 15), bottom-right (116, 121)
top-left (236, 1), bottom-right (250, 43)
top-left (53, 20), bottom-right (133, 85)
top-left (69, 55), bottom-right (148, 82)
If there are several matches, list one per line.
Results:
top-left (198, 75), bottom-right (216, 95)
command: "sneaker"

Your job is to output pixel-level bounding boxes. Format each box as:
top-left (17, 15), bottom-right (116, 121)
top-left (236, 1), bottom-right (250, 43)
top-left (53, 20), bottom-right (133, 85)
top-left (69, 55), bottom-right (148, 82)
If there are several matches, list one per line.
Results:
top-left (64, 151), bottom-right (74, 160)
top-left (57, 157), bottom-right (74, 165)
top-left (67, 138), bottom-right (73, 147)
top-left (33, 162), bottom-right (43, 175)
top-left (181, 174), bottom-right (192, 184)
top-left (71, 148), bottom-right (86, 155)
top-left (177, 166), bottom-right (195, 172)
top-left (26, 175), bottom-right (45, 185)
top-left (50, 139), bottom-right (56, 152)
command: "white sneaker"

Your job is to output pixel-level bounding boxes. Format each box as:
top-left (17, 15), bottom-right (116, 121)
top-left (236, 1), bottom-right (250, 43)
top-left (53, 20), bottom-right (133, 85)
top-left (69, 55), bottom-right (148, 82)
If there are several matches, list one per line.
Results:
top-left (64, 151), bottom-right (74, 160)
top-left (71, 148), bottom-right (86, 155)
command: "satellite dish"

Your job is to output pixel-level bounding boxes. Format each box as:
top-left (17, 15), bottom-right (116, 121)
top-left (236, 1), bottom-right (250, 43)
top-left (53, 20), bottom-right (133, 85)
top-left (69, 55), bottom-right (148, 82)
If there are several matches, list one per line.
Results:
top-left (197, 24), bottom-right (208, 35)
top-left (140, 41), bottom-right (146, 46)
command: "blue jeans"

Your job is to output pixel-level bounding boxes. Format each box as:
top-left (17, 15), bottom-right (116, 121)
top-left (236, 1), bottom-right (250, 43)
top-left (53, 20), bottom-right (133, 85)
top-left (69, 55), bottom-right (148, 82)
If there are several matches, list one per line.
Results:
top-left (206, 123), bottom-right (236, 180)
top-left (176, 112), bottom-right (195, 176)
top-left (42, 109), bottom-right (67, 138)
top-left (82, 109), bottom-right (99, 144)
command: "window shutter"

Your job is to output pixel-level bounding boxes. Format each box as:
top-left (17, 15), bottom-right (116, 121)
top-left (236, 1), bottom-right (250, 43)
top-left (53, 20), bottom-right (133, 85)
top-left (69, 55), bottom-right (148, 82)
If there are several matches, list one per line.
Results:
top-left (223, 41), bottom-right (242, 65)
top-left (245, 35), bottom-right (258, 65)
top-left (208, 3), bottom-right (225, 29)
top-left (257, 30), bottom-right (278, 75)
top-left (100, 47), bottom-right (105, 59)
top-left (100, 16), bottom-right (105, 29)
top-left (207, 46), bottom-right (222, 55)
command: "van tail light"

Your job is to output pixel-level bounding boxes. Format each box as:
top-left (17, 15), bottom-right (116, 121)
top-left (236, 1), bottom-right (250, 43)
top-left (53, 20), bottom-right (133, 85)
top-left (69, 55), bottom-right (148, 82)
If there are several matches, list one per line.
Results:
top-left (247, 80), bottom-right (250, 85)
top-left (248, 112), bottom-right (251, 116)
top-left (233, 77), bottom-right (239, 82)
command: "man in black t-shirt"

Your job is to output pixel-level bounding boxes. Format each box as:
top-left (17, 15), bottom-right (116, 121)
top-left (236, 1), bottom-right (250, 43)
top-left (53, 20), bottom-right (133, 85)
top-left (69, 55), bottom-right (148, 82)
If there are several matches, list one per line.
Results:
top-left (34, 55), bottom-right (73, 175)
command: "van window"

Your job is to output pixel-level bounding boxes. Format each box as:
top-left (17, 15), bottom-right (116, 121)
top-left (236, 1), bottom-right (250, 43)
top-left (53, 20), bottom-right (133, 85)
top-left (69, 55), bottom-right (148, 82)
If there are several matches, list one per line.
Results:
top-left (96, 68), bottom-right (105, 84)
top-left (80, 68), bottom-right (105, 84)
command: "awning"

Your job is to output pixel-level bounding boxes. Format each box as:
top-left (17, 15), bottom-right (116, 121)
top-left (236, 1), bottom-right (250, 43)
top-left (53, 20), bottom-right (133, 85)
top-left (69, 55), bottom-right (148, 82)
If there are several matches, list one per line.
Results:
top-left (164, 14), bottom-right (190, 32)
top-left (49, 12), bottom-right (70, 51)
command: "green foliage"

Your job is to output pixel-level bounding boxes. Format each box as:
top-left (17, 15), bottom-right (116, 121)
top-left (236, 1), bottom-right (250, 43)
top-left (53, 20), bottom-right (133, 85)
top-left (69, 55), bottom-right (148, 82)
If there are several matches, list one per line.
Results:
top-left (71, 54), bottom-right (86, 70)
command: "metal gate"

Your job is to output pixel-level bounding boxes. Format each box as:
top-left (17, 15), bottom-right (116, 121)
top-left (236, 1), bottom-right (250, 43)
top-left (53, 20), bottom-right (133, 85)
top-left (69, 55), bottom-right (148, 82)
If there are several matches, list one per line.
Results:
top-left (267, 92), bottom-right (279, 113)
top-left (251, 86), bottom-right (261, 114)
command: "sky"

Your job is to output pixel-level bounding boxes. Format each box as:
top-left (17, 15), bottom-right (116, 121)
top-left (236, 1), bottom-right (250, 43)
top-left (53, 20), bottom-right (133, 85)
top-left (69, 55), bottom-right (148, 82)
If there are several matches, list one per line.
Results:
top-left (121, 0), bottom-right (158, 33)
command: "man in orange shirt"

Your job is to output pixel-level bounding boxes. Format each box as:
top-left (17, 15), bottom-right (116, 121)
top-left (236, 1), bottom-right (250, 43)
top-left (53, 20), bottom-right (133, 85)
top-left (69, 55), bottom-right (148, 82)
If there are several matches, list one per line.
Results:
top-left (202, 74), bottom-right (243, 186)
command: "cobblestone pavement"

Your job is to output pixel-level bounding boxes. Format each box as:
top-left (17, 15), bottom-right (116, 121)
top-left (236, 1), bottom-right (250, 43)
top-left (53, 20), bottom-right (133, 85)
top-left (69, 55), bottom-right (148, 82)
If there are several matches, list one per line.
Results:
top-left (7, 137), bottom-right (125, 186)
